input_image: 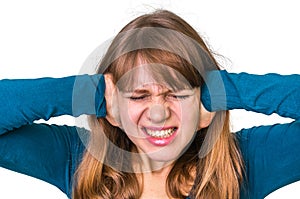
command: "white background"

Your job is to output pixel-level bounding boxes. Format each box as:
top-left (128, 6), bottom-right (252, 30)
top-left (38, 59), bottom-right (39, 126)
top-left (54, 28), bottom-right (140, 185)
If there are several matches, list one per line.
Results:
top-left (0, 0), bottom-right (299, 198)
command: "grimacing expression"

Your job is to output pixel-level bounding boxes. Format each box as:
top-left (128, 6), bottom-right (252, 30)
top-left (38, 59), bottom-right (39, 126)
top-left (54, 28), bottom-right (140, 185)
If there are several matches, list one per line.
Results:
top-left (112, 64), bottom-right (203, 163)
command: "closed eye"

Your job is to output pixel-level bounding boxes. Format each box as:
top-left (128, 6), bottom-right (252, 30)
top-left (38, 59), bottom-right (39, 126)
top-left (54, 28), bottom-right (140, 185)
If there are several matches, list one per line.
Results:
top-left (129, 95), bottom-right (150, 101)
top-left (167, 95), bottom-right (190, 100)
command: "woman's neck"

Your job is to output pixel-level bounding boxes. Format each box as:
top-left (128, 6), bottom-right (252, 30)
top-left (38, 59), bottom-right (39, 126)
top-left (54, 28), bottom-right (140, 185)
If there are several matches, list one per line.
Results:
top-left (130, 148), bottom-right (175, 174)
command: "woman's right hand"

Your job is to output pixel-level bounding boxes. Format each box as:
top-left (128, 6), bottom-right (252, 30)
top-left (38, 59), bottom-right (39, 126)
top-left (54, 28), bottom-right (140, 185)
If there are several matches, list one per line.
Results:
top-left (104, 74), bottom-right (121, 127)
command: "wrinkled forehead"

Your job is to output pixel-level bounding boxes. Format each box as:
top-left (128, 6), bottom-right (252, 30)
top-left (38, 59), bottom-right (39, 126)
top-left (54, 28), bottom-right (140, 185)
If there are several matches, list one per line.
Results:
top-left (116, 63), bottom-right (193, 92)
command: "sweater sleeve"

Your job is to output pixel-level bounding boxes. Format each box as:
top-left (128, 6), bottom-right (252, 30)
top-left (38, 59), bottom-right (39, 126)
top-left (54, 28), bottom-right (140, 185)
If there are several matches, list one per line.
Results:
top-left (0, 123), bottom-right (87, 197)
top-left (237, 120), bottom-right (300, 199)
top-left (201, 70), bottom-right (300, 120)
top-left (201, 71), bottom-right (300, 198)
top-left (0, 74), bottom-right (106, 134)
top-left (0, 75), bottom-right (106, 197)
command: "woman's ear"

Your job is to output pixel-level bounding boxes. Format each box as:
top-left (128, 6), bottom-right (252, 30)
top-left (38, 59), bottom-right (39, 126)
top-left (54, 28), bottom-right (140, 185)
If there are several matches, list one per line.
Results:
top-left (104, 73), bottom-right (121, 127)
top-left (198, 103), bottom-right (215, 129)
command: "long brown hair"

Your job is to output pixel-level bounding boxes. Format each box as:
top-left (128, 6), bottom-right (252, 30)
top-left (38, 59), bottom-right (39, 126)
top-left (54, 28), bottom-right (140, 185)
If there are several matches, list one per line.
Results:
top-left (73, 10), bottom-right (244, 199)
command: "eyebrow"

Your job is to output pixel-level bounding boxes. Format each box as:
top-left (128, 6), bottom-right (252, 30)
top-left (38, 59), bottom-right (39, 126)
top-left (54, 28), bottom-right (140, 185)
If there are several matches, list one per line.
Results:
top-left (131, 89), bottom-right (150, 94)
top-left (122, 88), bottom-right (195, 95)
top-left (124, 89), bottom-right (171, 95)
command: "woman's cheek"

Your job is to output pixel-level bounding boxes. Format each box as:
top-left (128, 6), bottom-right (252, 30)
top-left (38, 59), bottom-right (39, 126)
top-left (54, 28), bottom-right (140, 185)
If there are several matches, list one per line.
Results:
top-left (124, 101), bottom-right (147, 126)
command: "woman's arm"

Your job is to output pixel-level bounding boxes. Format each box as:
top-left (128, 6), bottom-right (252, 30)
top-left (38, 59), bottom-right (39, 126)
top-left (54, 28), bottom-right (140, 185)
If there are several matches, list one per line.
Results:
top-left (0, 74), bottom-right (106, 197)
top-left (238, 119), bottom-right (300, 199)
top-left (0, 123), bottom-right (87, 197)
top-left (0, 74), bottom-right (106, 134)
top-left (201, 70), bottom-right (300, 120)
top-left (201, 71), bottom-right (300, 198)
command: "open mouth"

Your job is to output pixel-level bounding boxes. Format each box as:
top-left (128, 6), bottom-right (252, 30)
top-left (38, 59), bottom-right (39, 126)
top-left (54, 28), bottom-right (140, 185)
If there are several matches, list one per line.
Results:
top-left (143, 127), bottom-right (177, 138)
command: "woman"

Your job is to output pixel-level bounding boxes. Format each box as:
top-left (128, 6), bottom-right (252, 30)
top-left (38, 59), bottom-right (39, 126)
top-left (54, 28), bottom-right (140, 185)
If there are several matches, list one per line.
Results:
top-left (0, 10), bottom-right (299, 199)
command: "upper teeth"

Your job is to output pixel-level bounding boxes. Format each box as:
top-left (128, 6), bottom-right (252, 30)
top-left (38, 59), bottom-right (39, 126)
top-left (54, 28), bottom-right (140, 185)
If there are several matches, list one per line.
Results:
top-left (145, 128), bottom-right (175, 138)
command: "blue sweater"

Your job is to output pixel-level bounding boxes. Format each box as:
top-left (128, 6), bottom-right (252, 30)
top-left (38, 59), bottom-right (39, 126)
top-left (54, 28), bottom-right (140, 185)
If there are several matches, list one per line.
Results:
top-left (0, 71), bottom-right (299, 199)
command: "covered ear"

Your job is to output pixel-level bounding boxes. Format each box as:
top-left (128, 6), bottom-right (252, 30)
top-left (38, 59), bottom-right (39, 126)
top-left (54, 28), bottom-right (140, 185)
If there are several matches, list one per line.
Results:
top-left (198, 103), bottom-right (215, 129)
top-left (104, 73), bottom-right (121, 127)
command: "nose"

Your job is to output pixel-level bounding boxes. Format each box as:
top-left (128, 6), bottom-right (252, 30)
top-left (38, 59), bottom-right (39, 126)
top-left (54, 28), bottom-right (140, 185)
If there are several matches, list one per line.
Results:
top-left (148, 103), bottom-right (170, 124)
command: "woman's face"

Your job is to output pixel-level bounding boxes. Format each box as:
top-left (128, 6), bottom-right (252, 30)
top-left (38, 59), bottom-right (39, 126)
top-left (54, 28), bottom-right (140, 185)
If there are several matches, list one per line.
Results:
top-left (113, 66), bottom-right (202, 163)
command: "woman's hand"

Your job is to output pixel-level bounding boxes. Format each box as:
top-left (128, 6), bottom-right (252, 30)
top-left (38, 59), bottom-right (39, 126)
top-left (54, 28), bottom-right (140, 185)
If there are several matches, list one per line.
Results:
top-left (104, 73), bottom-right (121, 127)
top-left (198, 103), bottom-right (216, 130)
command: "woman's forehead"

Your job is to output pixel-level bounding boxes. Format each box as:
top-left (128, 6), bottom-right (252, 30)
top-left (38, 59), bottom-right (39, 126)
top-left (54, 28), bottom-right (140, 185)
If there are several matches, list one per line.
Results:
top-left (116, 64), bottom-right (193, 92)
top-left (126, 82), bottom-right (173, 93)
